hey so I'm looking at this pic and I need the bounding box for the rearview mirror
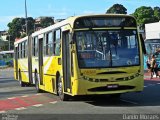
[139,34,146,54]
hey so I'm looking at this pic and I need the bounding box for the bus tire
[35,73,42,93]
[19,70,25,87]
[57,76,69,101]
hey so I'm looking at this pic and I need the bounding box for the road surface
[0,68,160,120]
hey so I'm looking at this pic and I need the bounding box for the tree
[26,17,35,35]
[154,7,160,20]
[7,18,23,40]
[40,17,54,28]
[7,17,35,40]
[132,6,159,30]
[106,4,127,14]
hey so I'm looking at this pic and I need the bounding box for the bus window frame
[45,31,53,56]
[54,29,61,56]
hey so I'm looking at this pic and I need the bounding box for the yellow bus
[14,14,146,101]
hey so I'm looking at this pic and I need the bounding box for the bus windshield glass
[75,30,139,68]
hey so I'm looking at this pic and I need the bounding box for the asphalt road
[0,68,160,120]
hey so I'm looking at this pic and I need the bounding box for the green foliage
[154,7,160,20]
[40,17,54,28]
[7,17,54,41]
[132,6,159,30]
[27,17,35,35]
[7,18,23,39]
[106,4,127,14]
[7,17,35,41]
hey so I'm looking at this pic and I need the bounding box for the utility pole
[9,35,10,50]
[25,0,32,84]
[25,0,28,35]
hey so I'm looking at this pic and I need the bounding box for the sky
[0,0,160,31]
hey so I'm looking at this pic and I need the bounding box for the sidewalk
[0,65,8,69]
[144,70,160,81]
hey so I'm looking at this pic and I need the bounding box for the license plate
[107,84,119,89]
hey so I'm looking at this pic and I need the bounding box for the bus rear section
[14,37,31,87]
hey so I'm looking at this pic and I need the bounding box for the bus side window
[25,40,28,57]
[18,43,21,59]
[32,37,38,57]
[54,29,61,56]
[46,31,53,56]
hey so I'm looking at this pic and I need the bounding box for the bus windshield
[75,29,139,68]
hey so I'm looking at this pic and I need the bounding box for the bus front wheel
[57,76,69,101]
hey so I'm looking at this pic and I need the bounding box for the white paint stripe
[120,99,138,105]
[8,97,16,99]
[0,111,6,113]
[157,83,160,84]
[32,104,43,107]
[15,107,26,110]
[44,57,53,74]
[50,101,57,104]
[21,95,29,97]
[144,86,147,87]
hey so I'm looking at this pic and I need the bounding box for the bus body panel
[71,66,143,95]
[72,76,143,95]
[16,58,29,83]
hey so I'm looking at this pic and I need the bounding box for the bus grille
[88,85,135,92]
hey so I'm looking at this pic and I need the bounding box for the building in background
[34,16,54,31]
[0,31,9,51]
[54,19,65,23]
[145,21,160,39]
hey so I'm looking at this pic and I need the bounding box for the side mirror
[139,34,146,54]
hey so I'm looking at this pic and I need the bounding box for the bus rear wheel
[35,73,42,93]
[57,77,69,101]
[19,71,25,87]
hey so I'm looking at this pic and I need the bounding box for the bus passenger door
[38,37,44,85]
[28,36,33,84]
[62,31,71,93]
[14,46,18,79]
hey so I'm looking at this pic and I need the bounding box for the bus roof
[14,14,136,44]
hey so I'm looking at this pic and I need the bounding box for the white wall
[145,21,160,39]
